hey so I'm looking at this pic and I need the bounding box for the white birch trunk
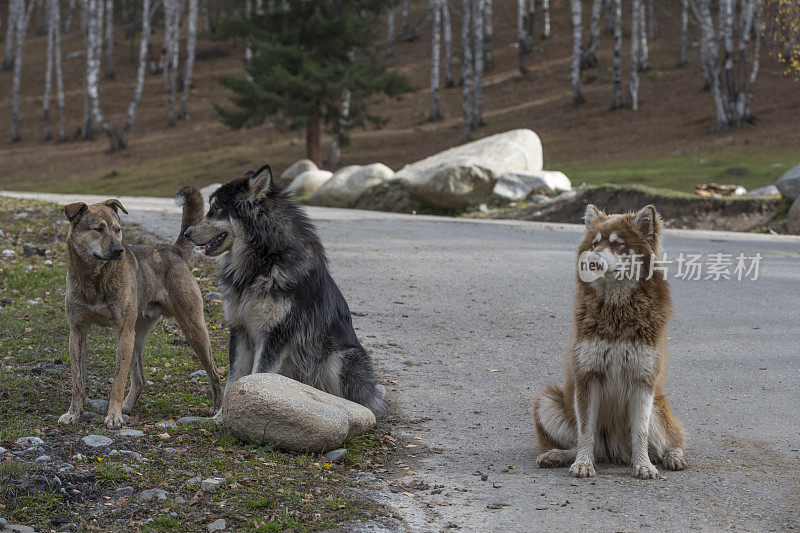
[526,0,535,39]
[52,0,65,141]
[244,0,252,63]
[44,0,55,139]
[638,0,648,71]
[586,0,602,63]
[442,0,453,87]
[85,0,120,149]
[200,0,210,32]
[255,0,263,15]
[698,0,728,129]
[611,0,622,109]
[121,0,150,147]
[179,0,198,119]
[471,0,484,128]
[430,0,441,121]
[570,0,584,105]
[80,0,87,33]
[35,0,45,35]
[541,0,550,39]
[604,0,614,34]
[647,0,656,39]
[104,0,113,78]
[629,0,641,110]
[402,0,410,32]
[10,0,32,141]
[679,0,688,66]
[3,0,18,71]
[483,0,491,65]
[461,0,472,139]
[721,0,736,114]
[64,0,76,33]
[517,0,529,73]
[743,0,761,119]
[165,0,182,127]
[386,6,395,58]
[326,88,350,169]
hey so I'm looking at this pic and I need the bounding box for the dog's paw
[104,412,127,429]
[632,462,659,479]
[661,449,687,471]
[58,411,81,425]
[569,460,596,478]
[537,449,573,468]
[121,399,136,414]
[212,409,223,423]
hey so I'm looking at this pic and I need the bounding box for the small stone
[190,369,208,378]
[1,249,14,258]
[117,429,144,438]
[137,489,168,502]
[107,449,142,461]
[146,380,154,386]
[87,399,110,413]
[157,433,171,440]
[0,517,6,527]
[155,420,177,429]
[22,244,45,257]
[0,229,4,237]
[15,212,29,219]
[82,434,113,448]
[177,416,211,425]
[201,477,225,492]
[324,448,347,463]
[174,496,187,505]
[114,486,134,497]
[34,455,51,463]
[185,476,201,488]
[16,436,44,447]
[25,300,39,305]
[0,447,8,454]
[44,259,53,266]
[204,292,222,301]
[478,203,489,214]
[4,525,36,533]
[207,518,226,532]
[56,523,75,532]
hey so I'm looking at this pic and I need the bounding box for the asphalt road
[5,191,800,532]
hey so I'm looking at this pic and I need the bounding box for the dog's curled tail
[174,185,204,260]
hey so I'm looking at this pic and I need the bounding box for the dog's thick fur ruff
[60,188,222,429]
[532,205,687,479]
[185,165,386,418]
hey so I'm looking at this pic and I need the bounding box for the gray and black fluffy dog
[184,165,386,418]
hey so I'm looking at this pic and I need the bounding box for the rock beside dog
[221,374,375,453]
[288,169,333,196]
[397,129,543,209]
[279,159,318,184]
[786,197,800,234]
[776,163,800,199]
[492,170,572,201]
[309,163,395,207]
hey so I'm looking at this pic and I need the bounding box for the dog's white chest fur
[223,288,290,333]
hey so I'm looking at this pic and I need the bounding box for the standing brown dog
[532,205,687,479]
[59,186,222,429]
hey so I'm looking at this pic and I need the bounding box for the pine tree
[213,0,412,167]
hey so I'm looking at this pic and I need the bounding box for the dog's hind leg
[650,394,687,471]
[339,348,386,419]
[122,315,158,413]
[175,308,223,415]
[533,383,578,468]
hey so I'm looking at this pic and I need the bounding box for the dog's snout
[110,245,124,258]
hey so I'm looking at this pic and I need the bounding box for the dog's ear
[64,202,88,222]
[633,205,660,242]
[248,164,274,199]
[103,199,128,215]
[583,204,604,228]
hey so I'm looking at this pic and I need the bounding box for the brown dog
[59,187,222,429]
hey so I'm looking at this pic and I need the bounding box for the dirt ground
[0,2,799,196]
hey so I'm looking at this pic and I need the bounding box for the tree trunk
[35,0,45,35]
[638,0,648,71]
[306,103,321,167]
[442,0,453,87]
[570,0,584,105]
[461,0,472,139]
[85,0,120,150]
[611,0,622,109]
[430,0,441,121]
[483,0,491,65]
[386,6,395,58]
[3,0,17,71]
[541,0,550,39]
[52,0,66,141]
[471,0,484,128]
[647,0,656,39]
[10,0,32,142]
[604,0,614,35]
[526,0,535,39]
[165,0,182,127]
[698,0,728,129]
[244,0,252,63]
[120,0,150,147]
[629,0,640,110]
[517,0,529,73]
[200,0,210,32]
[326,88,350,169]
[44,0,55,140]
[678,0,688,66]
[104,0,113,78]
[402,0,410,32]
[179,0,198,119]
[743,0,761,120]
[721,0,736,120]
[64,0,76,33]
[584,0,602,67]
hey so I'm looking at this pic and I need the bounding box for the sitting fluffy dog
[184,165,386,417]
[532,204,687,479]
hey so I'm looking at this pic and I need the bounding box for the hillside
[0,1,798,197]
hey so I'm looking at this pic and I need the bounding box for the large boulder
[776,163,800,199]
[786,197,800,234]
[309,163,395,207]
[492,170,572,201]
[746,184,780,197]
[288,169,333,196]
[279,159,318,184]
[221,374,375,453]
[396,129,543,209]
[353,181,427,214]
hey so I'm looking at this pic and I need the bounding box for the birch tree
[471,0,484,128]
[52,0,66,141]
[570,0,585,105]
[611,0,622,109]
[483,0,491,65]
[104,0,113,78]
[461,0,472,139]
[678,0,688,66]
[326,89,350,169]
[526,0,535,39]
[10,0,32,142]
[165,0,182,127]
[386,6,395,58]
[64,0,76,33]
[541,0,550,39]
[3,0,18,71]
[517,0,529,74]
[638,0,649,71]
[401,0,410,32]
[120,0,151,147]
[179,0,198,119]
[430,0,441,121]
[84,0,121,150]
[441,0,453,87]
[44,0,55,139]
[584,0,602,68]
[629,0,641,110]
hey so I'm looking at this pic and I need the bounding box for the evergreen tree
[213,0,412,167]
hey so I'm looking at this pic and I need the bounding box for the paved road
[5,191,800,532]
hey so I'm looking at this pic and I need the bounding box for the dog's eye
[114,227,121,234]
[94,227,103,233]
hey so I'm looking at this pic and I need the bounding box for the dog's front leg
[106,321,136,429]
[570,377,600,478]
[252,327,289,375]
[58,324,89,425]
[629,385,658,479]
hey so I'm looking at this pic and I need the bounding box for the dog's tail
[340,348,388,420]
[174,185,204,260]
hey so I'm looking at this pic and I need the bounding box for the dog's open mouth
[202,233,228,255]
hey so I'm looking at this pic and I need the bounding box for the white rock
[207,518,227,532]
[492,170,572,201]
[44,259,53,266]
[786,197,800,235]
[397,129,543,209]
[200,183,222,202]
[0,447,7,454]
[309,163,396,207]
[190,370,207,378]
[776,163,800,199]
[16,436,44,447]
[287,169,333,196]
[279,159,318,183]
[137,489,168,502]
[155,420,177,429]
[2,249,15,258]
[221,374,376,453]
[746,184,780,197]
[201,477,225,492]
[177,416,211,425]
[82,435,113,448]
[733,186,747,196]
[117,429,144,438]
